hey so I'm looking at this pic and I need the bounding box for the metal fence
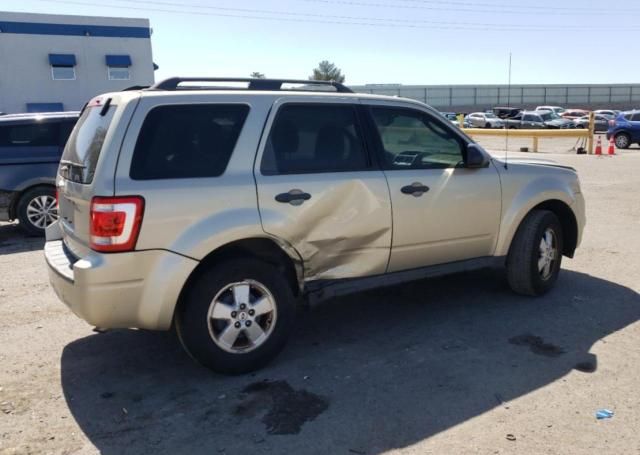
[349,84,640,111]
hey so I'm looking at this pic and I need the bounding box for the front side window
[130,104,249,180]
[370,107,464,170]
[108,66,130,80]
[631,113,640,121]
[261,104,368,175]
[0,122,60,147]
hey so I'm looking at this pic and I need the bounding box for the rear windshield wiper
[99,98,112,117]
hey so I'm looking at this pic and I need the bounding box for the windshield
[540,112,561,121]
[60,105,116,184]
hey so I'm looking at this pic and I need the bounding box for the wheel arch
[174,237,304,323]
[9,182,56,220]
[504,199,578,259]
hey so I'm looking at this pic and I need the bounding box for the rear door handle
[275,189,311,205]
[401,182,430,196]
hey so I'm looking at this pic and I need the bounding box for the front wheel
[16,186,58,236]
[507,210,563,296]
[176,258,296,374]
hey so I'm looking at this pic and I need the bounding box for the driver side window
[370,107,464,170]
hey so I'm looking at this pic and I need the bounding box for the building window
[108,66,130,80]
[52,66,76,80]
[105,55,132,81]
[48,54,77,81]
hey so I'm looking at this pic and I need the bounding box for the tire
[485,123,491,129]
[506,210,563,296]
[614,132,631,149]
[16,186,58,236]
[175,258,296,374]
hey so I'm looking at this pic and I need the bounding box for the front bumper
[45,238,198,330]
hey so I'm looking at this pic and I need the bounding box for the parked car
[560,109,589,120]
[45,77,585,374]
[0,111,78,235]
[573,114,612,132]
[503,111,574,129]
[606,110,640,149]
[465,112,504,128]
[594,109,620,117]
[492,106,522,119]
[535,106,566,115]
[440,112,471,128]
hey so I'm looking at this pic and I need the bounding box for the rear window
[130,104,249,180]
[61,106,116,184]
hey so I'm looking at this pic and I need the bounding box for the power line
[83,0,626,30]
[35,0,639,31]
[299,0,634,16]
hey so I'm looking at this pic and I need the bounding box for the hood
[492,156,576,172]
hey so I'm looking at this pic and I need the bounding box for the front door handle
[401,182,430,197]
[275,189,311,205]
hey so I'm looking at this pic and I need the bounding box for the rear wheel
[507,210,563,296]
[614,132,631,149]
[16,186,58,236]
[485,122,492,128]
[176,258,296,374]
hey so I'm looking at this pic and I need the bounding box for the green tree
[310,60,345,83]
[250,71,266,79]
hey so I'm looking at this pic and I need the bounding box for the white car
[535,106,566,115]
[466,112,504,128]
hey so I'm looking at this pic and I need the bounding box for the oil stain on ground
[509,333,565,357]
[234,380,329,435]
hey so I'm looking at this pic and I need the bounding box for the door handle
[401,182,430,196]
[275,189,311,205]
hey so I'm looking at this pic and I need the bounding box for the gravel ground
[0,146,639,455]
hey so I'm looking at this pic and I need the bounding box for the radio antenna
[504,52,512,169]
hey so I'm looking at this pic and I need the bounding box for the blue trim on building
[26,103,64,113]
[0,20,150,38]
[49,54,76,66]
[105,54,132,67]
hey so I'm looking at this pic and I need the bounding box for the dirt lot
[1,146,639,455]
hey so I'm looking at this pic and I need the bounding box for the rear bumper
[45,238,198,330]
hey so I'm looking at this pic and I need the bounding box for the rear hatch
[57,93,135,258]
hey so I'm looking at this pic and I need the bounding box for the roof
[0,111,79,123]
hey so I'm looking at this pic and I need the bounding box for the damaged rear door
[254,98,392,281]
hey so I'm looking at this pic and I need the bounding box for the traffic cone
[607,136,615,155]
[595,136,602,155]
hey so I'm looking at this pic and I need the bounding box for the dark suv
[0,112,78,235]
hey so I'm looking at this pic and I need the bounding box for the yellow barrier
[458,112,596,153]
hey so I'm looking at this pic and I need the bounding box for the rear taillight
[90,196,144,252]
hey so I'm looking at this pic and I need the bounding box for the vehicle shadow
[60,269,640,454]
[0,222,44,255]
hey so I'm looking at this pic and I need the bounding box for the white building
[0,11,155,114]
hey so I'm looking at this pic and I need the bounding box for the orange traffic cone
[607,136,615,155]
[595,136,602,155]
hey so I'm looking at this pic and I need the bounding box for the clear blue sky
[3,0,638,85]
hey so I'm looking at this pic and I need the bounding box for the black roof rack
[149,77,353,93]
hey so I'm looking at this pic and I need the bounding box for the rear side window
[261,104,368,175]
[62,106,116,184]
[0,122,60,147]
[130,104,249,180]
[631,113,640,121]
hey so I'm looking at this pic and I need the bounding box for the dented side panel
[256,172,392,281]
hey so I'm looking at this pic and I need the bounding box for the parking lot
[1,143,639,454]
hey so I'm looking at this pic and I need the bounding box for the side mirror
[466,143,489,168]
